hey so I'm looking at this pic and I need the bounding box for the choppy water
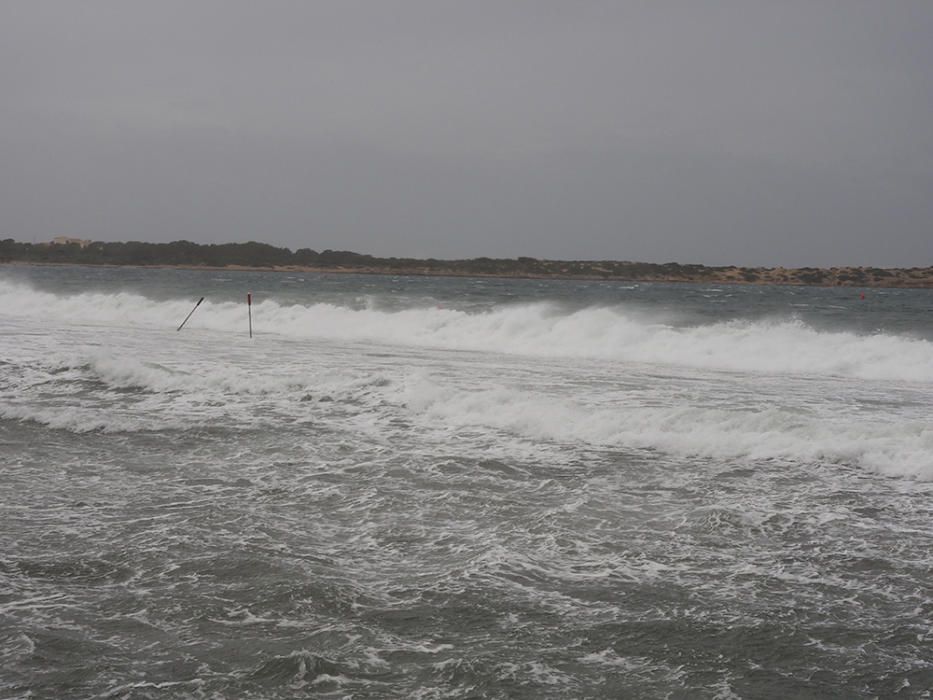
[1,265,932,699]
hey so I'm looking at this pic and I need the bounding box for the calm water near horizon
[1,264,932,698]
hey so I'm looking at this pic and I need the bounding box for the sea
[1,264,931,699]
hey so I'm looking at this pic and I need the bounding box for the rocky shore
[228,261,933,288]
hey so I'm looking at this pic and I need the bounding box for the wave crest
[2,280,931,382]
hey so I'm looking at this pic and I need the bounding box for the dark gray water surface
[1,266,932,698]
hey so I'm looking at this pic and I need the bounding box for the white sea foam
[5,275,933,700]
[398,378,933,479]
[2,280,931,383]
[2,279,931,478]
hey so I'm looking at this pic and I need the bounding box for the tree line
[0,238,720,278]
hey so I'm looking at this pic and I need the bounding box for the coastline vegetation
[1,238,930,288]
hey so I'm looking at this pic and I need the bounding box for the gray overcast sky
[2,1,932,266]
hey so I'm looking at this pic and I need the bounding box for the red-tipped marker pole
[247,292,253,338]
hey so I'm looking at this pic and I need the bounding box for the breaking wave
[401,378,933,479]
[3,280,930,382]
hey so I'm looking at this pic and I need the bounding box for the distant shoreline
[4,259,932,288]
[2,238,931,288]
